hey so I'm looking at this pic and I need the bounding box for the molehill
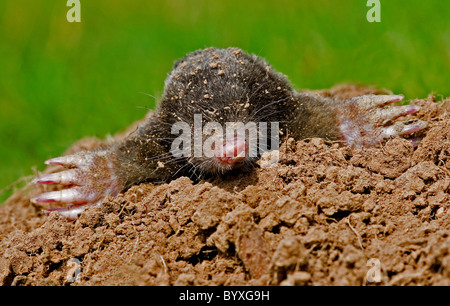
[1,85,449,286]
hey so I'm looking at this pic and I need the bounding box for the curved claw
[45,202,102,220]
[382,119,428,138]
[30,186,102,205]
[45,155,85,167]
[32,169,83,186]
[351,94,404,110]
[371,104,421,124]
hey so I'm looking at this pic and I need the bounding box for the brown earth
[1,85,450,286]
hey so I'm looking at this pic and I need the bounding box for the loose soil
[1,85,449,286]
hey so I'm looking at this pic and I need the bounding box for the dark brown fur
[111,47,309,189]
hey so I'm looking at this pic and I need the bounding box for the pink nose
[215,137,249,166]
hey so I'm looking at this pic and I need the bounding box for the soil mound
[1,85,449,286]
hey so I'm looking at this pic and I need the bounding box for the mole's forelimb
[31,114,180,220]
[290,92,427,148]
[335,94,427,147]
[31,150,122,219]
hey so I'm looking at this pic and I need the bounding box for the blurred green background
[1,0,449,202]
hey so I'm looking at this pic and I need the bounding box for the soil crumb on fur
[1,85,450,286]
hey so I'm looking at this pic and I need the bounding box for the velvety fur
[112,47,300,187]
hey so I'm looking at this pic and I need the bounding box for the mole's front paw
[337,94,428,147]
[31,150,121,220]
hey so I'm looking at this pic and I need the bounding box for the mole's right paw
[31,150,121,220]
[337,94,428,148]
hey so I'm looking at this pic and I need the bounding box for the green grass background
[1,0,449,202]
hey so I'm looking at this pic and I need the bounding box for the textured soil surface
[1,85,450,286]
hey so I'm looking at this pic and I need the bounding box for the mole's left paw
[337,94,428,147]
[31,150,121,220]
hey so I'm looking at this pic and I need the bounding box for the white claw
[353,94,404,109]
[382,120,428,138]
[399,122,428,135]
[45,153,90,167]
[32,169,82,185]
[44,202,101,220]
[45,156,74,166]
[373,94,404,105]
[374,104,421,123]
[30,187,99,205]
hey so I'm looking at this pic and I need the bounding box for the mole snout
[214,136,249,167]
[186,126,256,176]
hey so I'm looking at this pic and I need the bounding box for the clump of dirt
[1,86,450,286]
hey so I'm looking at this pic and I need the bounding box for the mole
[31,47,428,219]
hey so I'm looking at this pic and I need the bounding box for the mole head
[162,47,293,179]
